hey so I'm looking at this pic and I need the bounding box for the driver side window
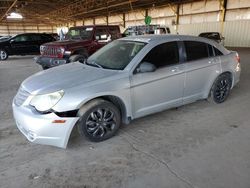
[142,41,179,69]
[95,27,109,41]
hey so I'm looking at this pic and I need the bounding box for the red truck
[35,25,121,69]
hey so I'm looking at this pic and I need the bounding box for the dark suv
[0,33,55,60]
[35,25,121,69]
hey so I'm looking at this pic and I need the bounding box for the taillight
[235,52,240,63]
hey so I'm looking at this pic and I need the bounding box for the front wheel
[209,73,232,103]
[0,49,8,60]
[69,54,87,64]
[77,99,121,142]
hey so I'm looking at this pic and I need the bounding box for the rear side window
[95,27,108,38]
[31,34,42,41]
[41,34,54,41]
[213,47,223,56]
[184,41,209,61]
[142,41,179,68]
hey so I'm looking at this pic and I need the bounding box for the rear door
[182,41,221,103]
[29,34,44,53]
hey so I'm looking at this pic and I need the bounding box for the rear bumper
[35,56,69,68]
[12,101,79,148]
[232,63,241,87]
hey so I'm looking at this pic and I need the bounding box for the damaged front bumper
[12,102,79,148]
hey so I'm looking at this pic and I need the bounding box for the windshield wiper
[86,60,103,69]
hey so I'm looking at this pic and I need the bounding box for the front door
[130,41,185,118]
[10,34,34,55]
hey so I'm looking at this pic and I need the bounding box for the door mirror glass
[136,62,156,73]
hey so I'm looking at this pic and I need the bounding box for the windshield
[87,40,146,70]
[66,27,93,40]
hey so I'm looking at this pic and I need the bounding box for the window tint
[31,34,42,41]
[88,40,146,70]
[213,47,223,56]
[142,42,179,68]
[41,34,53,41]
[184,41,209,61]
[14,35,32,42]
[66,27,93,40]
[208,44,214,57]
[95,27,108,39]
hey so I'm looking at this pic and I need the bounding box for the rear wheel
[77,99,121,142]
[209,73,232,103]
[0,49,8,60]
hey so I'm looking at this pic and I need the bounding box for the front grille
[43,47,58,56]
[15,87,30,106]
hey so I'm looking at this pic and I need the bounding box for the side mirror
[10,39,14,43]
[136,62,156,73]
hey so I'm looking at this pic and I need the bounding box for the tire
[0,49,8,60]
[77,99,121,142]
[208,73,232,104]
[42,66,49,70]
[69,54,87,64]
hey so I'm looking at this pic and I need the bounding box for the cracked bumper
[12,102,79,148]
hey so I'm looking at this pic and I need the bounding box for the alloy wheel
[86,108,117,138]
[0,50,7,60]
[214,78,231,103]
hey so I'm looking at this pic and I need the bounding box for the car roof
[120,34,229,54]
[70,25,119,29]
[120,34,210,43]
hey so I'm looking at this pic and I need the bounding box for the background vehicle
[199,32,225,45]
[47,33,59,40]
[35,25,121,69]
[13,35,240,148]
[0,36,11,41]
[0,33,55,60]
[122,25,171,37]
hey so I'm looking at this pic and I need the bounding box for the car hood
[44,39,90,47]
[0,39,9,45]
[22,62,120,95]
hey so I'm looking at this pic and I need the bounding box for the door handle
[171,67,179,72]
[208,59,217,64]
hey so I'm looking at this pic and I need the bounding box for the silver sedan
[12,35,241,148]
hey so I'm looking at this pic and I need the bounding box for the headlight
[30,90,64,112]
[57,47,65,54]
